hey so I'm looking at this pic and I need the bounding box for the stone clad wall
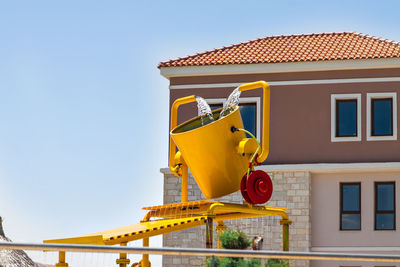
[161,168,311,267]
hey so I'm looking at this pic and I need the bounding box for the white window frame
[366,92,397,141]
[206,97,261,141]
[331,94,362,142]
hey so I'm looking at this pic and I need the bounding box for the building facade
[158,32,400,267]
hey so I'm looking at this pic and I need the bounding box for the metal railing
[1,242,400,263]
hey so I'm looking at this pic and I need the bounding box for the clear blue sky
[0,0,399,264]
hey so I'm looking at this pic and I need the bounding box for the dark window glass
[210,103,257,137]
[376,214,395,230]
[342,185,360,211]
[372,98,393,136]
[340,183,361,230]
[375,182,395,230]
[377,184,394,211]
[239,103,257,137]
[336,100,357,137]
[341,214,361,230]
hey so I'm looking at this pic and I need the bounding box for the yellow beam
[142,201,288,221]
[44,216,207,246]
[208,202,289,220]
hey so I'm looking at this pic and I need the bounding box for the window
[336,99,357,137]
[208,97,260,139]
[372,98,393,135]
[239,103,257,137]
[367,93,397,141]
[375,182,395,230]
[331,94,361,142]
[340,183,361,230]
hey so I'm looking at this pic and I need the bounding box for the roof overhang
[160,58,400,79]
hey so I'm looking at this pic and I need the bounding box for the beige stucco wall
[311,171,400,267]
[312,171,400,247]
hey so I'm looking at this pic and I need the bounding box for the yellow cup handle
[169,95,197,175]
[238,81,270,163]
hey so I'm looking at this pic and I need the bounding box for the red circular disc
[240,173,252,204]
[246,170,273,204]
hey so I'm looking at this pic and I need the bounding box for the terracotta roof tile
[158,32,400,68]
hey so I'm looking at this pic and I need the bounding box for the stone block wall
[160,168,311,267]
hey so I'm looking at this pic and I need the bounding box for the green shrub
[207,228,261,267]
[206,228,289,267]
[207,256,262,267]
[266,259,289,267]
[219,229,251,250]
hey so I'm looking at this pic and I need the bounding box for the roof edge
[160,58,400,79]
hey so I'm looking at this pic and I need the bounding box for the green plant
[206,228,290,267]
[219,229,251,250]
[265,259,289,267]
[206,228,261,267]
[207,257,262,267]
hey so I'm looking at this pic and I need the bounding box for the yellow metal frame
[237,81,270,162]
[168,81,270,201]
[169,95,196,202]
[45,81,287,267]
[169,95,196,177]
[45,201,291,267]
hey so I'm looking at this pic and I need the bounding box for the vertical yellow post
[215,221,227,249]
[116,242,130,267]
[55,251,68,267]
[142,237,150,267]
[181,164,188,202]
[206,217,213,249]
[280,219,292,251]
[205,217,214,265]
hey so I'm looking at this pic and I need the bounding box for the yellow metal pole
[238,81,270,163]
[116,242,130,267]
[205,217,214,264]
[181,164,188,202]
[169,95,196,176]
[55,251,68,267]
[206,217,213,249]
[280,219,292,252]
[142,238,150,267]
[215,221,226,249]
